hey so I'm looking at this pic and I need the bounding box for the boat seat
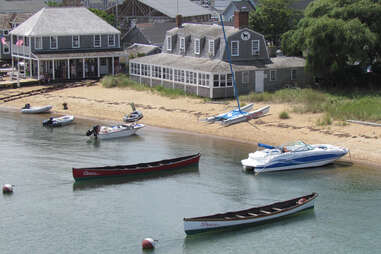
[260,210,272,214]
[247,213,258,216]
[236,215,246,219]
[273,208,283,211]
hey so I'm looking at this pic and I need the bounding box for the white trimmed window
[72,35,80,48]
[291,69,297,80]
[208,40,215,56]
[227,74,232,87]
[50,36,57,49]
[108,34,115,47]
[35,37,42,49]
[94,35,101,48]
[231,40,239,56]
[242,71,249,84]
[3,30,9,35]
[24,36,29,46]
[251,40,260,56]
[3,44,10,54]
[179,37,185,52]
[194,39,200,55]
[270,70,276,81]
[220,74,226,87]
[213,74,219,87]
[166,36,172,51]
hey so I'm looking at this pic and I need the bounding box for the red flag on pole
[16,39,24,46]
[1,37,7,45]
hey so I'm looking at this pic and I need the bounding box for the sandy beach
[1,83,380,167]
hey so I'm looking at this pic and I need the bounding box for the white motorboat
[86,123,144,140]
[42,115,74,127]
[241,141,348,173]
[21,104,52,114]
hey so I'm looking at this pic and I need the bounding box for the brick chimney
[234,7,249,29]
[176,15,183,28]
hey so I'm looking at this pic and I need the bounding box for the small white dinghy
[86,123,144,140]
[21,104,52,114]
[42,115,75,127]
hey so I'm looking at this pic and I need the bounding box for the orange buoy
[142,238,155,249]
[2,184,14,194]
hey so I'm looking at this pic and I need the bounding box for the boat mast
[219,14,241,112]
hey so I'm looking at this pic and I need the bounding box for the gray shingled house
[129,10,311,99]
[9,7,123,80]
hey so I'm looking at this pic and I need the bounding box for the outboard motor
[86,125,100,138]
[43,117,54,127]
[22,103,31,109]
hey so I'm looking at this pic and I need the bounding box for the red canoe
[72,153,201,181]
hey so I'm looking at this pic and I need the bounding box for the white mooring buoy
[2,184,14,194]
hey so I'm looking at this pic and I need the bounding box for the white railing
[12,45,31,56]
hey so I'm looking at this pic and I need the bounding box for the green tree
[248,0,302,46]
[89,8,115,26]
[281,0,381,85]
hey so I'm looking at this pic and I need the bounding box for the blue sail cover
[215,109,248,120]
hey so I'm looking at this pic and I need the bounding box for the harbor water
[1,110,380,254]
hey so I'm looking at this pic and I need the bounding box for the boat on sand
[21,104,52,114]
[72,153,201,181]
[184,193,318,235]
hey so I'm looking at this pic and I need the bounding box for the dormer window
[179,37,185,52]
[50,36,57,49]
[94,35,101,48]
[194,39,200,55]
[108,34,115,47]
[231,40,239,56]
[251,40,259,56]
[208,40,215,56]
[72,35,80,48]
[166,36,172,51]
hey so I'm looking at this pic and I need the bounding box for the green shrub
[316,113,332,126]
[279,111,290,119]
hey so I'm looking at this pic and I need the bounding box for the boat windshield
[282,141,313,152]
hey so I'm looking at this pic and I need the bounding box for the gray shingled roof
[10,7,120,36]
[125,43,160,56]
[131,53,305,73]
[231,0,256,11]
[0,13,33,29]
[0,0,46,14]
[167,23,238,38]
[136,22,177,45]
[139,0,212,18]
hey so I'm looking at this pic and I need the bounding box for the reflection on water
[0,110,381,254]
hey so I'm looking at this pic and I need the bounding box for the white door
[255,71,264,92]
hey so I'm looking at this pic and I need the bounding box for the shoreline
[1,83,380,169]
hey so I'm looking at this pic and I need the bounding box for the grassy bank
[101,74,193,99]
[101,75,381,123]
[240,88,381,123]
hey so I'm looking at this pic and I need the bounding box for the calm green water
[0,110,380,254]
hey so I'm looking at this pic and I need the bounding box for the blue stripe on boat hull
[255,152,346,170]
